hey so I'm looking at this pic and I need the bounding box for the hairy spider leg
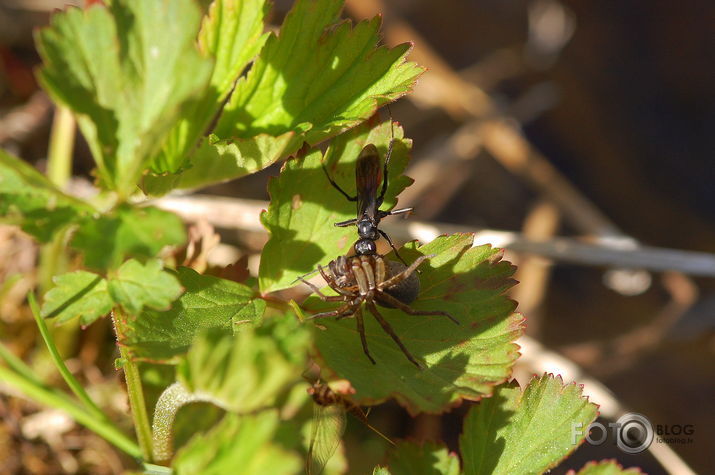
[306,300,360,321]
[317,265,354,297]
[355,307,375,364]
[297,275,348,302]
[376,291,459,325]
[366,300,421,368]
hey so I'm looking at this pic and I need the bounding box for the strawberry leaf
[386,441,460,475]
[117,267,265,363]
[150,0,271,175]
[0,149,93,242]
[305,234,524,414]
[569,460,643,475]
[176,319,309,412]
[460,374,599,474]
[41,271,112,326]
[71,204,186,271]
[173,410,301,475]
[259,118,412,293]
[108,259,183,315]
[158,0,424,191]
[35,0,212,197]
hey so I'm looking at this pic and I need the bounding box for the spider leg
[297,276,345,302]
[366,301,422,369]
[376,292,460,325]
[318,265,353,297]
[380,255,429,289]
[355,307,375,364]
[307,303,355,320]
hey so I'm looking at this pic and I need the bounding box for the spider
[300,253,459,368]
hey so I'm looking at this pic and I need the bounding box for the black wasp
[322,122,412,265]
[300,119,459,368]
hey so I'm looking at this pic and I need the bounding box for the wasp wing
[306,402,346,475]
[355,144,382,221]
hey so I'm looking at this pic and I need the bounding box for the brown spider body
[301,254,458,368]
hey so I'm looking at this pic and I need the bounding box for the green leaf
[108,259,183,315]
[259,118,412,293]
[216,0,422,144]
[36,0,212,197]
[306,234,524,414]
[150,0,271,174]
[569,460,643,475]
[151,130,297,194]
[459,374,599,475]
[0,149,93,242]
[158,0,424,191]
[71,204,186,271]
[373,467,392,475]
[386,441,460,475]
[118,267,265,363]
[40,271,113,326]
[176,319,309,412]
[173,410,301,475]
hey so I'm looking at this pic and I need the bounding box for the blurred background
[1,0,713,473]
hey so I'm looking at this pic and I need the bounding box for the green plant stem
[28,293,107,421]
[117,334,154,462]
[0,341,43,385]
[0,354,141,458]
[47,105,75,188]
[39,105,75,291]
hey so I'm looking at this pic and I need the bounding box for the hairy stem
[115,310,153,462]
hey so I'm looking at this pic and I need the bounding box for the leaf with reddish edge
[460,374,599,475]
[386,440,460,475]
[305,233,524,415]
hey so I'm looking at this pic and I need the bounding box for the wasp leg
[323,164,357,201]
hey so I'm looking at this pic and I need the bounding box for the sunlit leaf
[35,0,212,196]
[173,410,301,475]
[108,259,183,315]
[41,271,112,326]
[305,234,524,414]
[72,204,186,271]
[117,266,265,363]
[150,0,271,175]
[386,441,460,475]
[159,0,424,191]
[459,374,599,474]
[157,131,296,193]
[176,319,309,412]
[0,149,92,242]
[259,118,412,293]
